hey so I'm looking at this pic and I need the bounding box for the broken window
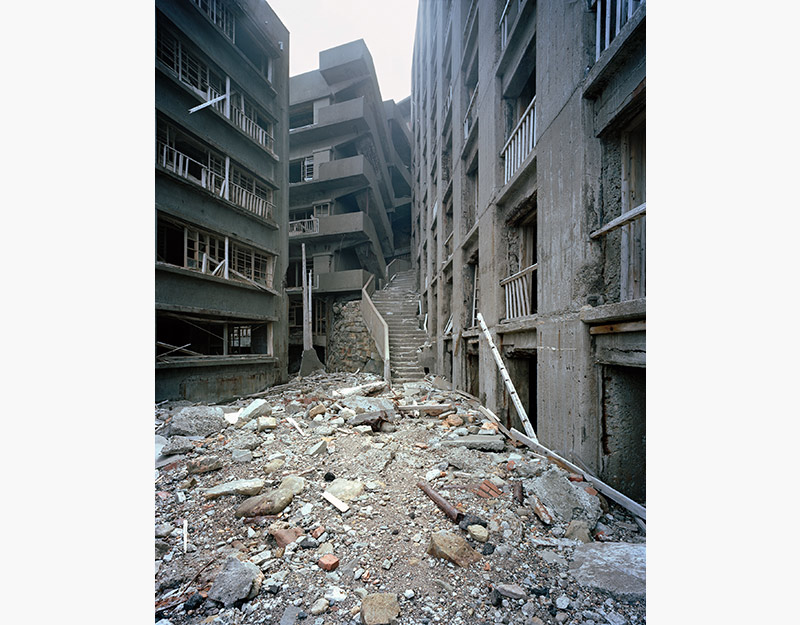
[620,113,645,300]
[228,325,251,354]
[156,25,225,101]
[313,202,331,217]
[190,0,236,42]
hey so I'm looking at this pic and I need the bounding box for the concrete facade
[411,0,646,503]
[155,0,290,401]
[286,40,412,372]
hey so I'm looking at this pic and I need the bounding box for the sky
[267,0,419,103]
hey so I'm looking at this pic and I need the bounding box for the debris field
[155,372,646,625]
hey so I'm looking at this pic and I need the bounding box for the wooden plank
[589,320,645,335]
[589,202,646,239]
[509,427,646,521]
[476,405,513,440]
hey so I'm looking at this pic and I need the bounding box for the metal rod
[417,481,463,523]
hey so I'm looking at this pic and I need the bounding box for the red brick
[583,486,598,496]
[567,473,584,482]
[318,554,340,571]
[311,526,325,539]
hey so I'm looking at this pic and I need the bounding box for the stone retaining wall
[326,299,383,375]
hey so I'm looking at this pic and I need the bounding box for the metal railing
[191,0,235,42]
[595,0,645,60]
[361,275,391,386]
[156,142,224,196]
[288,217,319,236]
[500,263,537,320]
[463,85,479,140]
[231,107,274,152]
[229,181,273,220]
[501,96,537,185]
[500,0,524,50]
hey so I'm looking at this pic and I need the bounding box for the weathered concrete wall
[600,365,646,503]
[156,360,281,403]
[326,299,383,374]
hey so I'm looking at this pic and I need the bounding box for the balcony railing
[157,142,224,196]
[500,263,537,320]
[191,0,235,42]
[463,85,479,140]
[501,96,537,185]
[288,217,319,236]
[229,181,273,220]
[595,0,645,61]
[500,0,523,50]
[231,107,274,152]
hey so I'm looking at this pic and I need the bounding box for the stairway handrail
[361,274,391,386]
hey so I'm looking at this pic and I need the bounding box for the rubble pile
[155,372,646,625]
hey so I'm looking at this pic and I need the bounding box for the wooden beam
[589,320,646,335]
[509,428,646,521]
[589,202,646,239]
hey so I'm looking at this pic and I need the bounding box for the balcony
[500,0,524,50]
[316,269,372,293]
[595,0,645,61]
[157,142,224,196]
[288,217,319,236]
[231,106,274,152]
[500,263,537,321]
[157,142,273,221]
[501,96,536,185]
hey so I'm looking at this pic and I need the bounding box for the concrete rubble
[155,371,646,624]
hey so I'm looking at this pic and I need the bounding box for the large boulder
[207,556,263,607]
[169,406,226,437]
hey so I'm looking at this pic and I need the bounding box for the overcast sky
[267,0,419,103]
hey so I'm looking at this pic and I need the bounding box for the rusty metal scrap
[417,481,464,523]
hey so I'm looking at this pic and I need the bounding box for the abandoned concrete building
[285,40,413,373]
[410,0,646,503]
[155,0,290,401]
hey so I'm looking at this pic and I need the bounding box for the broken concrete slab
[524,463,602,525]
[257,416,277,431]
[569,542,646,601]
[207,556,263,607]
[169,406,226,437]
[427,531,482,567]
[440,435,506,452]
[306,440,327,456]
[186,455,223,474]
[204,478,265,499]
[160,436,195,456]
[238,399,271,425]
[278,475,306,496]
[360,592,400,625]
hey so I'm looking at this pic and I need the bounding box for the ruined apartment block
[286,40,412,372]
[411,0,645,503]
[155,0,290,401]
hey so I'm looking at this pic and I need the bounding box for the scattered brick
[318,554,340,571]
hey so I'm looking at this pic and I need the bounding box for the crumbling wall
[600,364,646,504]
[600,137,623,304]
[326,299,383,375]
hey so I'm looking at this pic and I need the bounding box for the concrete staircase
[370,270,427,384]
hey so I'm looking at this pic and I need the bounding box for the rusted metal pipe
[417,481,464,523]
